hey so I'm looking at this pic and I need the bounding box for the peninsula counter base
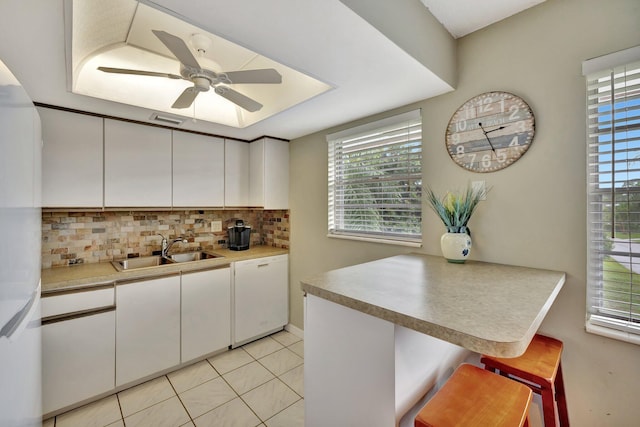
[304,294,475,427]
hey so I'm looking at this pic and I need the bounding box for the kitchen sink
[169,251,224,263]
[111,255,174,271]
[111,252,224,271]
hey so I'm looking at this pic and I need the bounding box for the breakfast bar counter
[300,253,566,427]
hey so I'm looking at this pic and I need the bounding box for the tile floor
[44,331,304,427]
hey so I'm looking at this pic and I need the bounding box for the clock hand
[478,122,497,156]
[485,125,506,134]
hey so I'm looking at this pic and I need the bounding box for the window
[327,110,422,246]
[585,46,640,344]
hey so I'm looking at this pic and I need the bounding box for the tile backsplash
[42,209,289,269]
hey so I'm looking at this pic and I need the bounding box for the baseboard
[285,323,304,339]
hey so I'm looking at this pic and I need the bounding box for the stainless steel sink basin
[169,251,224,263]
[111,251,223,271]
[111,256,174,271]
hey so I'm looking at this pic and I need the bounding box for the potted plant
[425,184,488,263]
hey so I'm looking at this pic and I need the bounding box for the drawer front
[42,309,116,415]
[41,285,115,318]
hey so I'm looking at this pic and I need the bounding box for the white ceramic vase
[440,232,472,263]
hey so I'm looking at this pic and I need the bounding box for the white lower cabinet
[116,275,181,387]
[42,255,286,412]
[181,268,231,362]
[41,287,116,415]
[233,255,288,345]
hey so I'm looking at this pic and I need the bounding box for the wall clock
[445,91,535,172]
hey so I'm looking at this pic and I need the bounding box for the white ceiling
[0,0,545,141]
[421,0,547,38]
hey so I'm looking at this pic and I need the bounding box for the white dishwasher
[233,254,288,346]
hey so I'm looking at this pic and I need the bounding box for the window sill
[585,317,640,346]
[327,233,422,247]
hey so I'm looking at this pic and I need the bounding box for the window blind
[586,48,640,341]
[327,110,422,244]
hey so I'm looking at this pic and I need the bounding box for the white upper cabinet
[173,131,224,207]
[224,139,250,207]
[39,108,103,207]
[250,138,289,209]
[104,119,172,207]
[38,108,289,210]
[249,139,264,207]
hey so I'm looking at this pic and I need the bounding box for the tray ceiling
[71,1,332,128]
[0,0,546,140]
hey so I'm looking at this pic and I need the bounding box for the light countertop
[42,246,288,293]
[300,253,566,357]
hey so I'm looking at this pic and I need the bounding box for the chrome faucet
[158,234,188,257]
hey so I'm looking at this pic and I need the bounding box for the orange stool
[415,363,532,427]
[481,334,569,427]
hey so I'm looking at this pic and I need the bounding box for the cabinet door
[181,268,231,362]
[224,139,249,207]
[173,132,224,207]
[116,275,180,386]
[104,119,172,207]
[39,108,103,207]
[264,138,289,209]
[249,139,265,207]
[249,138,289,209]
[42,310,116,414]
[234,255,288,344]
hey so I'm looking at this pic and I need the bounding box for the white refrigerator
[0,59,43,426]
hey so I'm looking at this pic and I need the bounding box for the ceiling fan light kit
[189,33,212,55]
[97,29,282,112]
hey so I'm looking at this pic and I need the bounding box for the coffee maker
[228,219,251,251]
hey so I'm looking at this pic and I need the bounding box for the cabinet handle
[257,263,269,268]
[116,272,180,286]
[41,305,116,326]
[42,281,115,297]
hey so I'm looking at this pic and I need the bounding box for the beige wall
[289,0,640,425]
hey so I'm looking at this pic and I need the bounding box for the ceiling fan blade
[223,69,282,84]
[152,30,201,69]
[98,67,182,79]
[172,87,199,109]
[214,86,262,112]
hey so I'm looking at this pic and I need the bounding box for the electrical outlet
[211,220,222,232]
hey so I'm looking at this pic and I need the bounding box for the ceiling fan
[97,30,282,112]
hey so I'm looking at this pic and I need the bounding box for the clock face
[445,91,535,172]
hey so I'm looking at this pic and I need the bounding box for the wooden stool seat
[415,363,532,427]
[481,334,569,427]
